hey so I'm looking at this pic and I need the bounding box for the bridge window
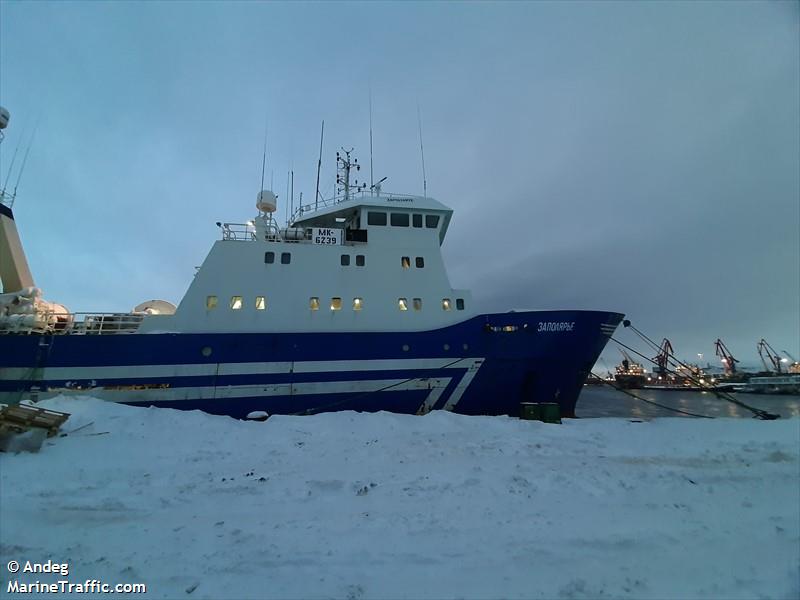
[265,252,275,264]
[412,214,423,228]
[230,296,243,310]
[398,297,408,311]
[391,213,409,227]
[413,298,422,311]
[425,215,440,228]
[309,297,320,311]
[353,297,363,311]
[340,254,350,266]
[442,298,452,311]
[331,297,342,311]
[206,295,218,310]
[356,255,365,266]
[367,211,387,226]
[255,296,266,310]
[281,252,291,264]
[456,298,465,310]
[401,256,411,269]
[415,257,425,268]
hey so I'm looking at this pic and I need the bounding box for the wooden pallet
[0,404,70,438]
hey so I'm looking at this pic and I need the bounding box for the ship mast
[336,148,365,203]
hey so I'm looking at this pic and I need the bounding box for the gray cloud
[1,1,797,368]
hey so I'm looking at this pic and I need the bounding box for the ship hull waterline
[0,310,623,418]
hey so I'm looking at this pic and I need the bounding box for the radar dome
[256,190,277,213]
[133,299,177,315]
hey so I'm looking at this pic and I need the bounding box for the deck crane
[653,338,674,377]
[757,339,783,373]
[714,339,739,375]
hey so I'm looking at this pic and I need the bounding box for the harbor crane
[757,339,783,374]
[714,338,739,375]
[783,351,800,374]
[653,338,674,376]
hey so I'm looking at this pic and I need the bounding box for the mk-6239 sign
[312,228,343,245]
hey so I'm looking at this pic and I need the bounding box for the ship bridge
[290,192,453,246]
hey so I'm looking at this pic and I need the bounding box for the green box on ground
[520,402,562,424]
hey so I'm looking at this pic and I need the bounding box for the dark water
[576,385,800,419]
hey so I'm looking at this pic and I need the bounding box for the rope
[590,371,714,419]
[613,323,780,420]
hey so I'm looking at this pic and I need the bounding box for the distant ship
[614,351,646,389]
[0,112,622,418]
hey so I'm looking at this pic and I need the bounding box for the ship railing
[220,223,258,241]
[0,311,145,336]
[289,189,417,223]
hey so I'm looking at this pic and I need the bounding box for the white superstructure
[139,190,474,334]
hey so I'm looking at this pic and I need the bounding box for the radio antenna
[314,120,324,210]
[290,170,294,224]
[8,115,40,203]
[259,121,268,193]
[369,85,374,191]
[2,125,25,193]
[285,169,290,227]
[417,104,427,197]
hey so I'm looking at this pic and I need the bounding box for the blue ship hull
[0,310,622,418]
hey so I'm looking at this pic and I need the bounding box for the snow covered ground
[1,397,798,599]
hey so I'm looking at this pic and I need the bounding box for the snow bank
[1,396,798,599]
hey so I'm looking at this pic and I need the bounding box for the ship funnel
[0,204,35,293]
[256,190,277,213]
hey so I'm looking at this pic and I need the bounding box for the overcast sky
[1,1,798,370]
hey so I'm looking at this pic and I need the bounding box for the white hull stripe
[1,357,483,382]
[11,377,455,406]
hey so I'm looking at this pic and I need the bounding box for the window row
[265,252,291,264]
[367,211,440,229]
[206,295,465,312]
[206,295,267,310]
[401,256,425,269]
[340,254,366,266]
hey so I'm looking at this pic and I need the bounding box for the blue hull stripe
[0,310,624,417]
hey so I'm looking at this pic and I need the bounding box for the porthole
[331,297,342,311]
[398,298,408,311]
[401,256,411,269]
[443,344,450,351]
[353,297,363,311]
[456,298,465,310]
[340,254,350,266]
[230,296,243,310]
[463,343,469,351]
[309,297,320,311]
[402,344,410,352]
[442,298,452,311]
[413,298,422,311]
[281,252,291,265]
[264,252,275,264]
[255,296,266,310]
[206,295,218,310]
[356,255,365,267]
[201,346,212,357]
[415,257,425,268]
